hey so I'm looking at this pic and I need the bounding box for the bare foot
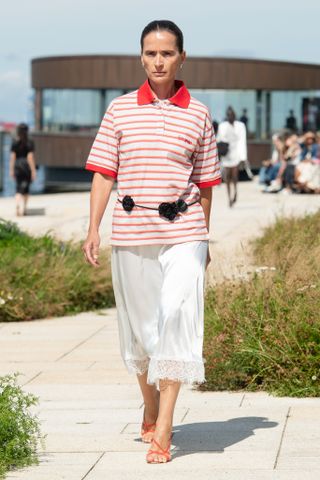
[141,391,160,443]
[146,425,172,463]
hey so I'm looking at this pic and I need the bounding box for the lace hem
[125,357,149,375]
[147,358,206,386]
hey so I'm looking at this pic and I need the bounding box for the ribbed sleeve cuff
[85,163,117,179]
[196,177,222,188]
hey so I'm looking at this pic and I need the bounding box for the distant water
[0,132,45,197]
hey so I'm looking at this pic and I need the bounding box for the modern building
[31,55,320,189]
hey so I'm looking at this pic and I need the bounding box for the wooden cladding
[32,55,320,91]
[33,133,94,168]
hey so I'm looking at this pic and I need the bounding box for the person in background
[239,108,254,179]
[259,134,283,188]
[212,119,219,135]
[9,123,37,216]
[281,134,302,194]
[295,157,320,193]
[285,110,297,132]
[217,107,248,207]
[240,108,249,130]
[300,131,318,161]
[295,130,320,193]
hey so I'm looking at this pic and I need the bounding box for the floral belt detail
[118,195,198,221]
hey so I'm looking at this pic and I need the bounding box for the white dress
[111,240,208,390]
[217,120,247,168]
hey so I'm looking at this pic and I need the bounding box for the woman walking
[82,20,221,464]
[9,123,37,216]
[217,107,247,207]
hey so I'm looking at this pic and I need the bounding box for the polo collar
[137,79,190,108]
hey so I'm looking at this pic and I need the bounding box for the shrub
[202,211,320,397]
[0,218,115,321]
[0,373,44,478]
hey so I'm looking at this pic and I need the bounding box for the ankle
[155,420,172,433]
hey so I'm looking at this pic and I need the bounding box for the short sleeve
[190,111,222,189]
[28,139,35,153]
[85,102,119,179]
[10,140,17,153]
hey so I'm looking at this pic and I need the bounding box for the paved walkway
[1,180,320,479]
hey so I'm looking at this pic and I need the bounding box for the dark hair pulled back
[140,20,184,53]
[16,123,29,147]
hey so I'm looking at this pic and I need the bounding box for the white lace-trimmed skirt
[111,240,208,390]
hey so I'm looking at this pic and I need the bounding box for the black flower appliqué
[122,195,135,212]
[158,202,179,221]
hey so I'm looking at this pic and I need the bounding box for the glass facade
[41,88,320,138]
[190,89,257,138]
[270,90,320,133]
[42,89,111,132]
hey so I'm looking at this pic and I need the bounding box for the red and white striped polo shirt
[85,79,221,246]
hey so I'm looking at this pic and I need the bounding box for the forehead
[142,30,178,51]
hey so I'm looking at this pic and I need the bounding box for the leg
[15,193,23,216]
[243,159,254,179]
[146,241,207,463]
[231,166,239,204]
[22,193,29,215]
[136,371,160,442]
[146,379,181,463]
[111,246,162,441]
[223,167,233,206]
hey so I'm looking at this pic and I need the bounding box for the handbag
[217,141,229,157]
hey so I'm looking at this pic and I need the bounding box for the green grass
[202,210,320,397]
[0,218,115,321]
[0,374,44,478]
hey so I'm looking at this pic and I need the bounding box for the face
[141,30,185,86]
[226,110,235,123]
[305,134,315,145]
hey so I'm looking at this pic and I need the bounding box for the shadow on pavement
[25,208,46,216]
[170,416,278,458]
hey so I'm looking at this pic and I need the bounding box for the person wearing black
[9,123,37,216]
[240,108,249,130]
[285,110,297,132]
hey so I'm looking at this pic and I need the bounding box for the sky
[1,0,320,122]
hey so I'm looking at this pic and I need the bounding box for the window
[42,89,103,132]
[189,89,257,138]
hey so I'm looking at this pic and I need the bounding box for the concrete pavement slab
[84,451,277,479]
[5,452,102,480]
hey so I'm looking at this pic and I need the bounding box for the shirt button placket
[154,101,161,134]
[156,100,165,134]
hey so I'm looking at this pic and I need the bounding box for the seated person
[295,158,320,193]
[281,134,302,193]
[300,131,318,161]
[259,134,283,186]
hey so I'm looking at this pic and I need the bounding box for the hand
[9,171,15,179]
[31,170,37,182]
[82,231,101,267]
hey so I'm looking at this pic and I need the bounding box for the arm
[199,186,212,231]
[82,172,115,267]
[9,152,16,178]
[239,122,247,161]
[27,152,37,181]
[200,186,213,269]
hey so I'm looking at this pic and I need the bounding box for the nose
[154,54,164,69]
